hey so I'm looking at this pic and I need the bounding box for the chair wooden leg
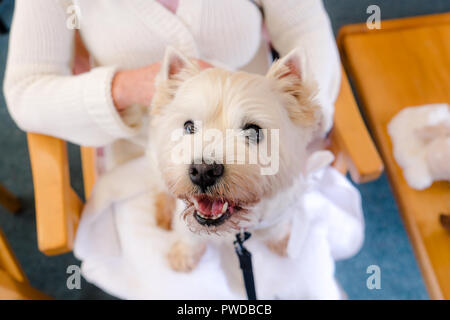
[0,270,51,300]
[0,184,21,213]
[0,229,28,283]
[0,229,51,299]
[328,130,348,175]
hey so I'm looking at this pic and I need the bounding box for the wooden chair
[26,63,383,256]
[337,12,450,299]
[0,184,21,213]
[0,228,50,299]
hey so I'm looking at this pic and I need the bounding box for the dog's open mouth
[189,195,240,227]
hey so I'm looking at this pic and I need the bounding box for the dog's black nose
[189,162,224,189]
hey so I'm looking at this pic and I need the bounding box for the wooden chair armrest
[80,146,97,200]
[25,31,97,256]
[331,65,384,183]
[27,133,82,255]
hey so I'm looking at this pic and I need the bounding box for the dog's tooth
[196,210,225,221]
[221,202,228,214]
[192,198,199,210]
[196,211,205,219]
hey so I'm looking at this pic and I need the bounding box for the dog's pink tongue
[197,198,225,216]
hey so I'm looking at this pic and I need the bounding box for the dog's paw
[119,104,147,128]
[167,240,206,272]
[266,233,290,257]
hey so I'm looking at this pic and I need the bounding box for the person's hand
[111,59,212,112]
[111,63,161,112]
[71,30,211,111]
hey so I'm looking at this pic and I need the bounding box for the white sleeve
[3,0,138,146]
[261,0,341,134]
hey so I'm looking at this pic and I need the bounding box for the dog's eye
[184,120,196,134]
[243,124,263,143]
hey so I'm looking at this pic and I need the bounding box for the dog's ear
[152,47,200,114]
[161,46,200,81]
[266,49,321,127]
[266,48,305,83]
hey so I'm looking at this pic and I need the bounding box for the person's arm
[261,0,341,134]
[3,0,140,146]
[111,60,212,112]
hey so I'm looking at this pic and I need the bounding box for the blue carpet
[1,0,448,299]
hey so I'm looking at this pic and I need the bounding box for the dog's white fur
[146,47,323,271]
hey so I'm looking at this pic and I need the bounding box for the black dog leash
[234,231,257,300]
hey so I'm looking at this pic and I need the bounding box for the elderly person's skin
[73,32,212,112]
[111,60,212,112]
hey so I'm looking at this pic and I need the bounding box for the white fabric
[388,103,450,190]
[74,156,364,300]
[4,0,340,146]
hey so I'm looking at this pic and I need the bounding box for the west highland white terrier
[146,47,325,272]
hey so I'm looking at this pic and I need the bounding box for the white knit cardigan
[4,0,340,146]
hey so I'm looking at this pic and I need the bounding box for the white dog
[74,47,365,299]
[146,47,326,272]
